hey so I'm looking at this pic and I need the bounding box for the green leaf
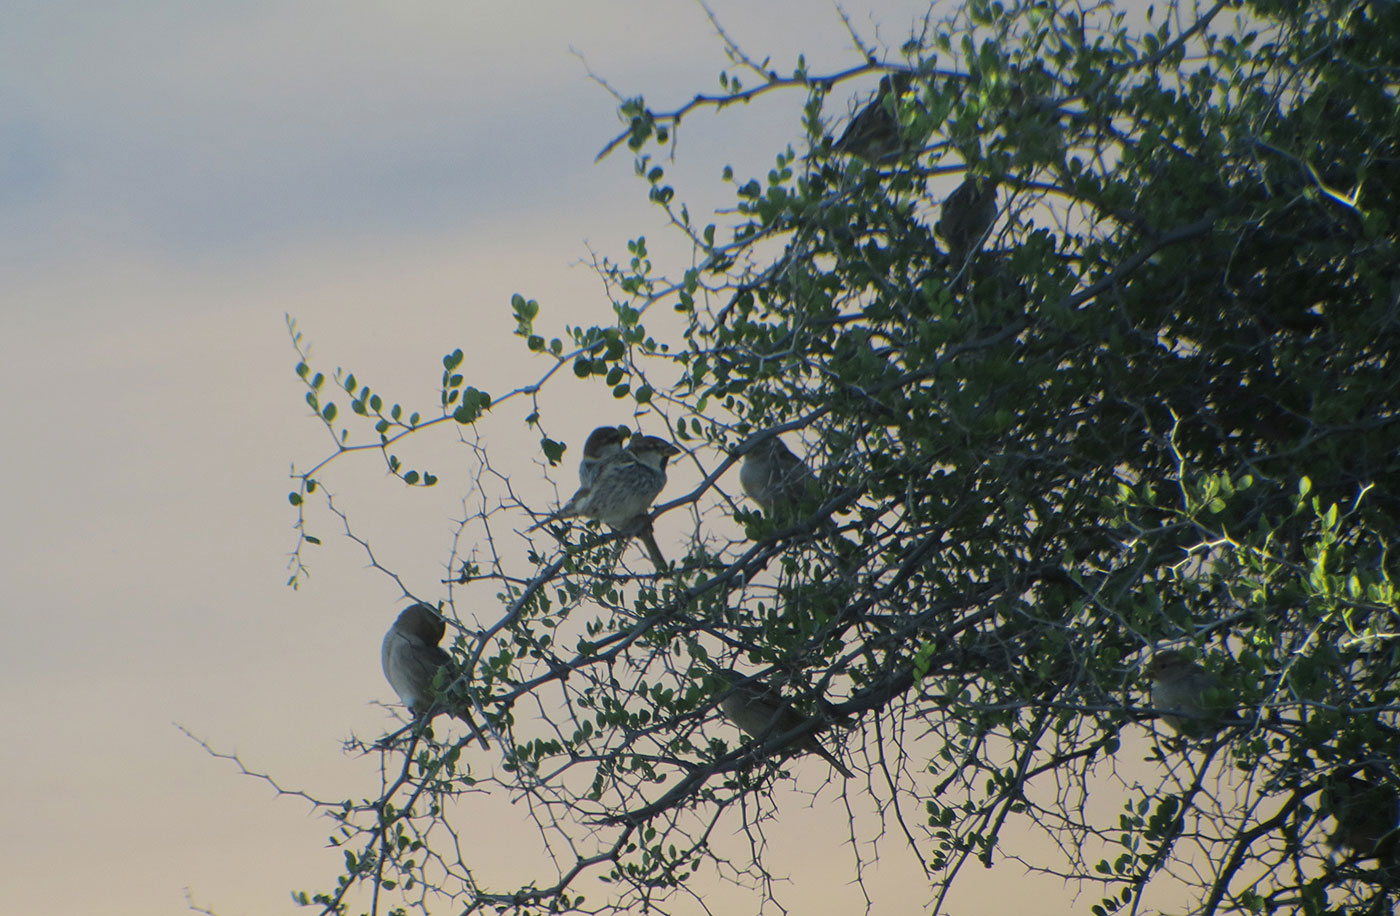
[453,387,491,424]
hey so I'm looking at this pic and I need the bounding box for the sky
[0,3,1163,914]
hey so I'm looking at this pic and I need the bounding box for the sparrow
[620,435,679,570]
[831,72,915,164]
[380,604,490,748]
[577,425,627,490]
[382,603,455,718]
[935,176,998,268]
[1143,650,1241,738]
[380,607,495,750]
[1323,770,1400,863]
[536,433,680,570]
[717,671,854,778]
[740,435,821,521]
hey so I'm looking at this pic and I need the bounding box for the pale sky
[0,3,1163,914]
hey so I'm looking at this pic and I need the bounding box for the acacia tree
[277,0,1400,913]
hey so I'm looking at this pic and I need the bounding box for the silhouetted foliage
[280,1,1400,913]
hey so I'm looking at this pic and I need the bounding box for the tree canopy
[278,0,1400,913]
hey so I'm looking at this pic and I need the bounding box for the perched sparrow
[1323,770,1400,862]
[738,433,858,570]
[832,72,914,164]
[740,435,821,521]
[382,603,454,718]
[577,425,627,490]
[718,671,854,778]
[537,433,680,570]
[380,604,490,748]
[1143,650,1241,738]
[622,435,680,570]
[935,176,998,267]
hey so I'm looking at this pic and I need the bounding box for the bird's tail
[813,743,855,779]
[636,519,668,572]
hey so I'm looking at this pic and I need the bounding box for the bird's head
[628,435,681,463]
[741,433,795,461]
[582,425,628,459]
[1143,649,1193,680]
[395,603,447,645]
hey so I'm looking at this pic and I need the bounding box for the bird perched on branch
[382,603,453,718]
[832,72,915,164]
[1323,769,1400,864]
[936,176,998,268]
[534,432,680,570]
[380,604,489,743]
[740,434,822,522]
[738,433,858,573]
[717,671,854,778]
[1143,650,1241,738]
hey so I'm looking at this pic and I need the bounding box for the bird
[717,671,854,778]
[831,72,915,164]
[1323,770,1400,863]
[1143,650,1241,738]
[620,435,679,571]
[737,433,858,572]
[380,604,490,748]
[577,425,627,490]
[740,434,821,522]
[935,176,998,268]
[535,433,680,570]
[382,603,456,718]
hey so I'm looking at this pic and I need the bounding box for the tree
[274,0,1400,913]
